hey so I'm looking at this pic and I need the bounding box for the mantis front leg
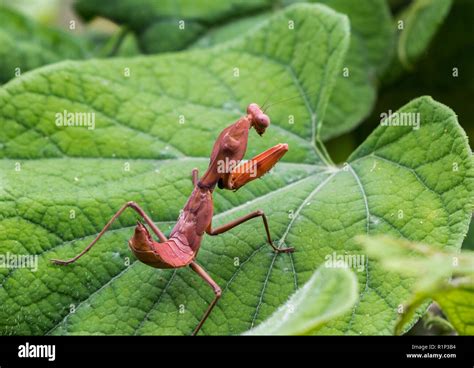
[206,210,294,253]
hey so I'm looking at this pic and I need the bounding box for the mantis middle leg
[206,210,294,253]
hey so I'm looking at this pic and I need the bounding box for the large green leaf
[0,6,91,84]
[0,4,472,336]
[75,0,395,141]
[245,266,358,335]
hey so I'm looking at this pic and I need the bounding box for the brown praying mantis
[50,102,293,335]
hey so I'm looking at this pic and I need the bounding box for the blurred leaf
[75,0,274,52]
[244,266,358,335]
[139,20,206,54]
[116,33,141,56]
[0,6,91,84]
[358,235,474,335]
[435,283,474,335]
[97,29,141,57]
[421,309,456,334]
[3,0,60,24]
[384,0,453,84]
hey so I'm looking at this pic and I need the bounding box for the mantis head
[247,103,270,135]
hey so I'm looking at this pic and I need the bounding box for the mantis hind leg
[189,261,221,335]
[50,201,167,265]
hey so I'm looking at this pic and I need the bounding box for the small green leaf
[384,0,453,83]
[399,0,452,69]
[244,266,358,335]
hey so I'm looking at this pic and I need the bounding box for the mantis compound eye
[254,114,270,135]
